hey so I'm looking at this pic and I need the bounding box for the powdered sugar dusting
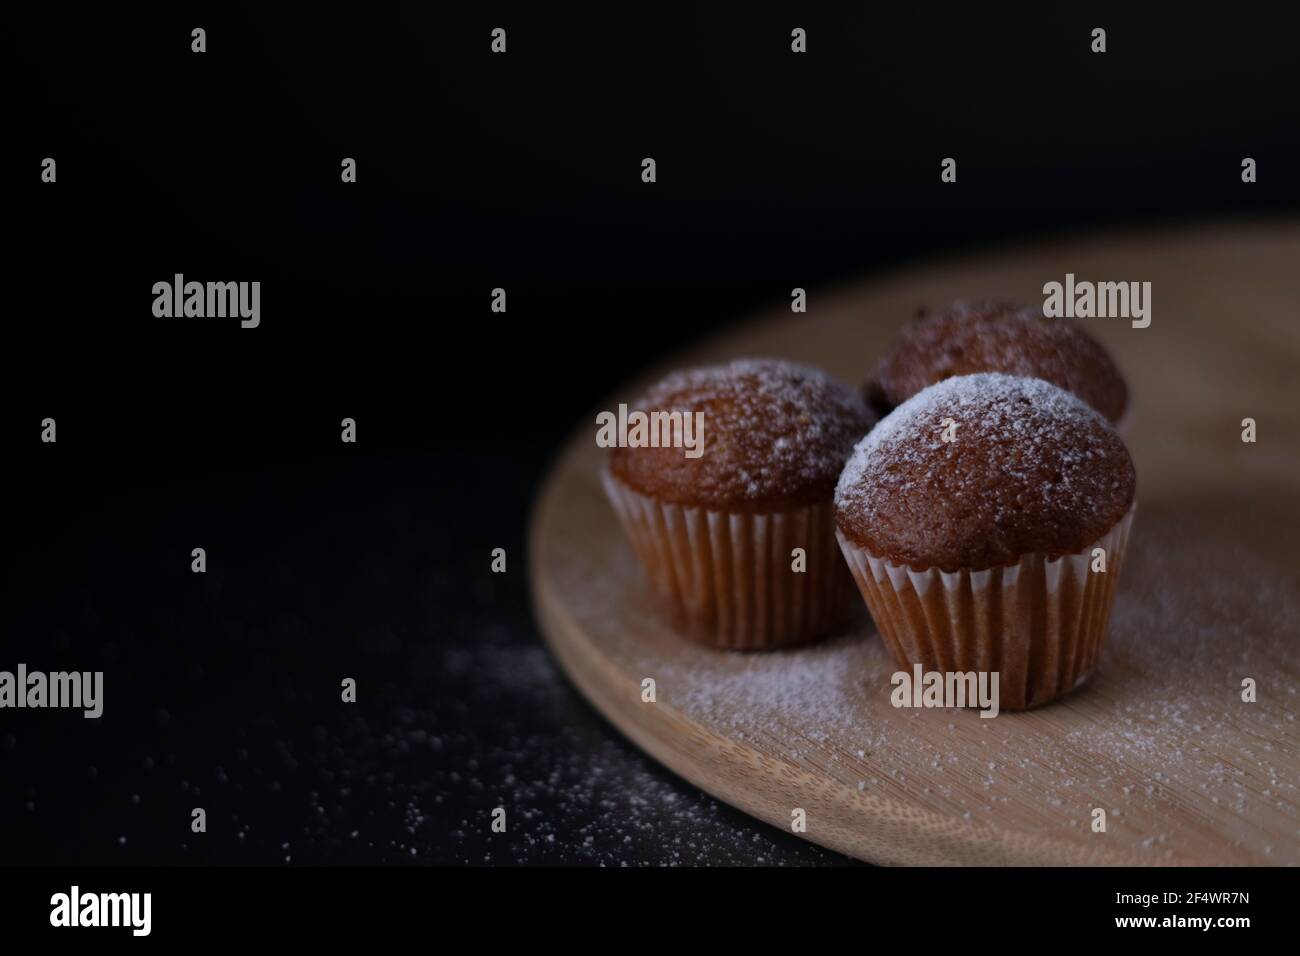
[614,358,873,510]
[595,506,1298,863]
[868,300,1128,424]
[553,377,1299,863]
[835,373,1135,569]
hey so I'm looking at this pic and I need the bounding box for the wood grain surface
[529,222,1300,865]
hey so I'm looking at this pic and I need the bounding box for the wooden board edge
[527,450,1178,867]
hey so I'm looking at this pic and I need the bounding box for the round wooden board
[528,222,1300,866]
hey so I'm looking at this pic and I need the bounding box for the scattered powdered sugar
[660,634,870,739]
[572,474,1298,862]
[256,620,849,866]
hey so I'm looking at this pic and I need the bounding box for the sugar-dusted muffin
[835,373,1136,710]
[865,300,1129,427]
[604,358,875,650]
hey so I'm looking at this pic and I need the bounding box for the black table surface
[13,2,1296,870]
[2,444,858,866]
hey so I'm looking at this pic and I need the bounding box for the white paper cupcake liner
[837,505,1135,710]
[602,470,856,650]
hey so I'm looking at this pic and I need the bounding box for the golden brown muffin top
[865,300,1128,424]
[835,373,1135,571]
[609,358,875,513]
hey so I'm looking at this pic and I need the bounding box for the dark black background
[4,3,1298,865]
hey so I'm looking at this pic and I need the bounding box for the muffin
[835,373,1136,710]
[865,300,1129,428]
[604,358,875,650]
